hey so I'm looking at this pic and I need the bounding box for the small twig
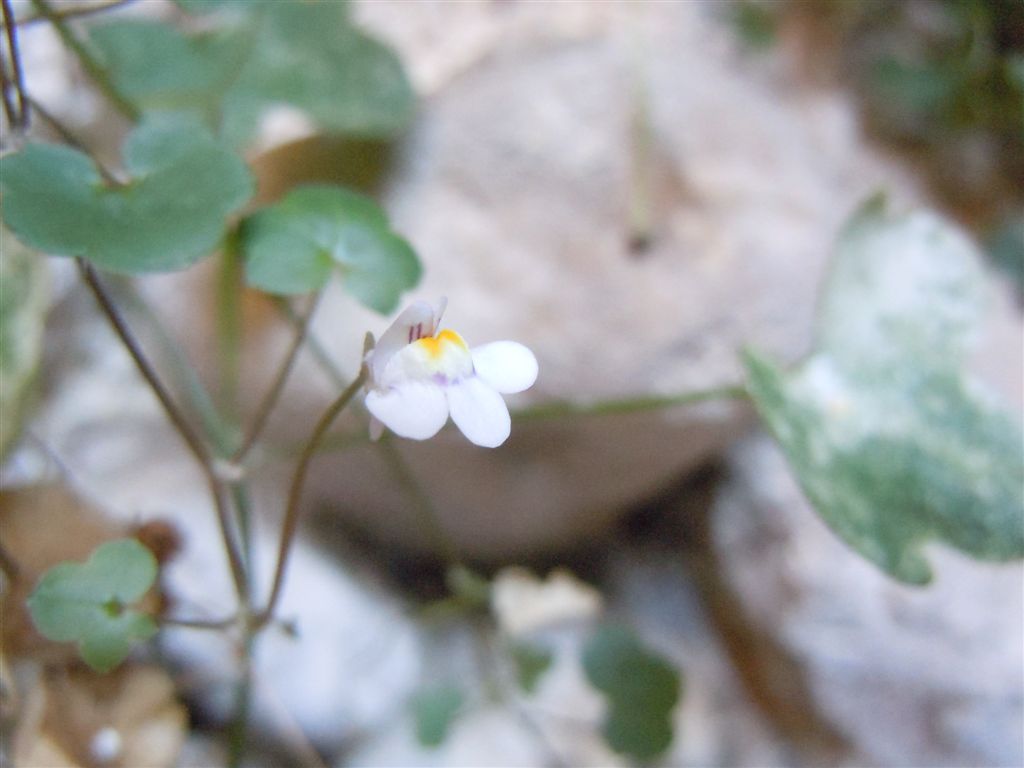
[0,540,20,583]
[161,615,238,631]
[228,632,255,768]
[0,57,19,132]
[259,368,368,623]
[24,94,122,185]
[231,292,323,463]
[76,258,248,602]
[29,0,140,122]
[2,0,135,29]
[512,383,749,422]
[0,0,28,131]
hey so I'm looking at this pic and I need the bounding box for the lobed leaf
[744,199,1024,584]
[95,3,412,143]
[27,539,159,672]
[0,117,253,274]
[240,185,421,313]
[582,625,681,761]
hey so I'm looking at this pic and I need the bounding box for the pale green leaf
[744,199,1024,584]
[27,539,159,672]
[0,116,253,273]
[240,185,420,313]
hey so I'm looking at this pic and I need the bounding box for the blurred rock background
[2,0,1022,766]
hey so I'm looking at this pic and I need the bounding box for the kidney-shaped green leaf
[744,199,1024,584]
[240,185,421,313]
[27,539,159,672]
[0,117,253,273]
[582,625,682,762]
[221,1,413,143]
[121,3,411,143]
[90,19,253,118]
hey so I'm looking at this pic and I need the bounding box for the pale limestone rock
[712,434,1024,768]
[251,0,920,559]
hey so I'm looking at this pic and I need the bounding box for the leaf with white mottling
[744,198,1024,584]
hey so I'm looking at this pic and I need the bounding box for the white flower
[490,567,603,636]
[364,299,538,448]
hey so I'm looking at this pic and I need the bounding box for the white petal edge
[447,377,511,448]
[471,341,538,394]
[365,381,449,440]
[368,301,436,384]
[368,415,385,442]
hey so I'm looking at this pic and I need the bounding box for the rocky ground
[3,1,1022,766]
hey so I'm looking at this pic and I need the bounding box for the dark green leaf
[744,200,1024,584]
[0,116,253,273]
[509,642,553,695]
[0,231,47,459]
[27,539,158,672]
[582,626,681,761]
[240,185,420,312]
[412,685,463,748]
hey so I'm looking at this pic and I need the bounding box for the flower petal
[368,301,436,384]
[365,381,448,440]
[471,342,538,394]
[368,415,385,442]
[446,377,511,448]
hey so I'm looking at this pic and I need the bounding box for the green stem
[228,632,255,768]
[30,0,139,121]
[22,94,122,185]
[4,0,135,29]
[231,292,322,463]
[231,482,255,592]
[512,383,748,422]
[76,259,248,603]
[626,36,654,254]
[217,240,244,426]
[110,276,237,453]
[259,369,368,623]
[161,615,237,631]
[1,0,29,131]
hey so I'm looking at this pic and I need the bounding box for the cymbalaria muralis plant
[0,1,1020,765]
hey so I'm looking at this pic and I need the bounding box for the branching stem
[3,0,135,28]
[259,369,367,623]
[76,258,248,602]
[1,0,29,131]
[232,292,323,463]
[29,0,139,121]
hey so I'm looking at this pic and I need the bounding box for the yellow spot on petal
[415,329,468,359]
